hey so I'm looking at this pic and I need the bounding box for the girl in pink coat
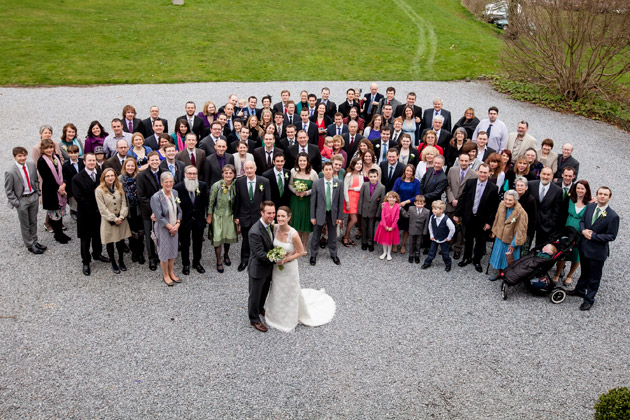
[374,191,401,261]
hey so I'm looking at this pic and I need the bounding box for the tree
[502,0,630,101]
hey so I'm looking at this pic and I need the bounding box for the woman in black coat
[451,107,480,139]
[444,127,468,168]
[37,139,71,244]
[514,176,537,255]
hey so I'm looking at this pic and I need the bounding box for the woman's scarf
[42,154,67,208]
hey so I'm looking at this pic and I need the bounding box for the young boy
[5,146,45,254]
[358,168,385,251]
[62,144,84,220]
[401,195,430,263]
[422,200,455,271]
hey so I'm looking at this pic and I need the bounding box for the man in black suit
[226,118,245,145]
[421,98,452,133]
[554,143,580,181]
[362,82,384,121]
[223,104,237,136]
[273,112,286,140]
[474,131,496,162]
[234,161,271,272]
[305,93,318,118]
[72,153,110,275]
[342,120,364,162]
[283,101,299,126]
[326,113,349,137]
[287,130,322,173]
[420,155,448,209]
[262,153,292,209]
[555,165,576,226]
[338,88,360,118]
[217,94,238,114]
[295,108,318,145]
[244,96,261,120]
[136,152,163,271]
[122,105,144,135]
[317,87,337,119]
[454,163,500,272]
[372,127,397,165]
[203,139,235,189]
[253,133,282,175]
[528,167,562,247]
[159,144,186,184]
[394,92,422,122]
[247,201,276,332]
[143,118,166,151]
[103,139,129,175]
[229,126,256,154]
[61,145,84,220]
[273,90,291,114]
[174,165,208,275]
[179,101,205,140]
[421,115,451,150]
[176,133,206,182]
[568,187,619,310]
[199,121,227,156]
[379,148,405,192]
[277,125,298,152]
[142,106,168,138]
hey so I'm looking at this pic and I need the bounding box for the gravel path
[1,81,628,419]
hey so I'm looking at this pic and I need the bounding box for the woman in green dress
[207,164,238,273]
[553,180,591,286]
[288,152,319,251]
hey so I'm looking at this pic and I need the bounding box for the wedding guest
[414,146,438,181]
[422,200,455,271]
[150,172,182,286]
[37,139,70,244]
[320,136,334,164]
[360,151,378,181]
[94,146,106,171]
[472,106,508,153]
[331,135,347,165]
[122,104,144,135]
[247,115,264,142]
[73,153,110,275]
[104,139,129,175]
[380,148,404,192]
[136,151,163,271]
[554,143,580,181]
[309,162,344,266]
[444,127,468,168]
[452,141,481,172]
[198,101,217,129]
[514,176,538,255]
[556,166,576,225]
[488,190,528,280]
[203,139,235,188]
[350,138,374,164]
[343,107,365,134]
[119,158,145,265]
[524,148,544,179]
[62,144,83,220]
[141,106,168,138]
[401,195,430,264]
[342,158,364,247]
[159,143,185,184]
[289,153,319,250]
[83,121,108,154]
[397,134,420,168]
[363,114,383,141]
[144,118,166,151]
[505,156,536,190]
[170,117,190,152]
[5,146,45,254]
[208,164,237,273]
[418,129,444,156]
[343,120,364,160]
[537,138,558,175]
[529,166,562,246]
[176,132,206,181]
[374,191,401,261]
[358,168,385,252]
[233,140,255,178]
[506,121,537,162]
[260,109,274,133]
[446,152,477,260]
[95,168,131,274]
[420,155,448,209]
[263,153,292,209]
[552,180,591,286]
[32,125,64,167]
[198,121,227,156]
[485,152,506,193]
[500,150,513,175]
[103,119,132,158]
[452,107,480,139]
[393,164,421,254]
[59,123,84,160]
[128,132,151,171]
[401,105,420,145]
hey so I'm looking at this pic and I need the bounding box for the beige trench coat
[95,187,131,244]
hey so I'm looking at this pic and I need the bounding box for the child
[400,195,430,264]
[321,136,334,163]
[374,191,400,261]
[422,200,455,271]
[358,169,386,251]
[93,146,106,171]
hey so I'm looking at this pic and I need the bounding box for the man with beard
[174,165,208,275]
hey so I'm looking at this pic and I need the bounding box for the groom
[248,201,277,332]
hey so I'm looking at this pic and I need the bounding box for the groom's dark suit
[248,219,275,323]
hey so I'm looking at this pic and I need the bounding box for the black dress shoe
[118,259,127,271]
[368,245,375,252]
[445,265,452,272]
[458,259,472,267]
[94,254,111,263]
[567,289,585,297]
[111,262,121,274]
[414,256,420,264]
[361,244,368,250]
[182,265,190,275]
[138,255,145,265]
[474,263,483,273]
[82,264,90,276]
[453,251,461,260]
[193,264,206,274]
[28,246,44,255]
[310,257,316,266]
[331,256,341,265]
[408,256,414,263]
[237,262,248,272]
[579,302,592,311]
[421,264,430,269]
[34,242,47,251]
[149,260,158,271]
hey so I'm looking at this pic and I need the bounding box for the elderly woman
[418,129,444,156]
[415,145,439,181]
[96,168,131,274]
[37,138,71,243]
[488,189,529,280]
[150,172,182,286]
[514,176,538,255]
[207,164,238,273]
[452,107,480,140]
[537,138,558,175]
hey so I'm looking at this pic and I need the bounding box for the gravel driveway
[1,81,628,419]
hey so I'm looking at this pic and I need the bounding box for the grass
[0,0,502,85]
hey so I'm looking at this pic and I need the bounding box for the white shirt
[16,162,34,194]
[428,214,456,243]
[273,168,285,187]
[85,169,98,181]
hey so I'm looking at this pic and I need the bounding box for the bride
[265,206,336,333]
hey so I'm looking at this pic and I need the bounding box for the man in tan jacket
[506,121,537,163]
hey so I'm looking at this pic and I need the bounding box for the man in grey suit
[445,152,477,260]
[309,162,344,266]
[5,146,46,254]
[358,168,386,251]
[376,87,402,115]
[247,201,276,332]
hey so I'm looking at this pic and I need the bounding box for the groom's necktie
[266,224,273,241]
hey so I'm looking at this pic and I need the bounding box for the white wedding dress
[264,226,336,333]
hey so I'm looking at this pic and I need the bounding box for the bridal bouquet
[294,180,308,200]
[267,246,287,270]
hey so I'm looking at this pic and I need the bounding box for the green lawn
[0,0,502,85]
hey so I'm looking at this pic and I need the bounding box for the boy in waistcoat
[422,200,455,271]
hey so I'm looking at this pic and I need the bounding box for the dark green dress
[289,178,313,233]
[564,200,585,262]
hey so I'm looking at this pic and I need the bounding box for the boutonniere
[410,153,415,159]
[174,197,181,204]
[374,144,380,148]
[259,184,264,192]
[195,188,200,196]
[333,182,339,188]
[509,217,517,224]
[52,157,59,166]
[221,182,229,194]
[284,172,289,179]
[601,210,607,218]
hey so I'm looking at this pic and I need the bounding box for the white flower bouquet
[267,246,287,270]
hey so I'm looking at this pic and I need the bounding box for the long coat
[37,155,64,211]
[95,187,131,244]
[491,201,528,247]
[72,169,103,238]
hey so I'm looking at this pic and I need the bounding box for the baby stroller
[498,227,579,303]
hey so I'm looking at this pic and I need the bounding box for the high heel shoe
[217,263,224,273]
[163,276,174,287]
[224,255,231,266]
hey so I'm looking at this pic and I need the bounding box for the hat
[93,146,105,154]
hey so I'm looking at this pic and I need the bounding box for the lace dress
[264,226,336,333]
